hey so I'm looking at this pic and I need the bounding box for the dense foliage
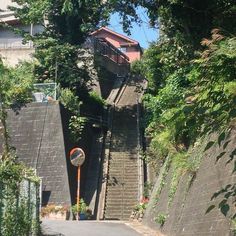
[0,61,40,235]
[132,1,236,168]
[130,0,236,224]
[0,158,40,236]
[0,61,34,155]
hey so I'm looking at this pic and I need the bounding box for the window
[118,47,127,53]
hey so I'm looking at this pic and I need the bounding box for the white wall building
[0,0,43,66]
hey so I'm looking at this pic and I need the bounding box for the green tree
[140,1,236,169]
[11,0,108,45]
[0,61,33,157]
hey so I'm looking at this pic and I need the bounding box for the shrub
[155,212,167,227]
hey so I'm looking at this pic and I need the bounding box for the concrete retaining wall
[143,129,236,236]
[5,102,71,206]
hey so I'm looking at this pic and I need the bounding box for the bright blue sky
[109,7,159,49]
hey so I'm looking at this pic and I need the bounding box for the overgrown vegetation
[0,61,34,156]
[0,60,40,235]
[0,159,40,236]
[130,0,236,225]
[231,218,236,235]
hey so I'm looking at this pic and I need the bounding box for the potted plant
[78,199,87,220]
[71,204,79,220]
[71,199,92,220]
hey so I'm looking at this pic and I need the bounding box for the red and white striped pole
[77,166,81,210]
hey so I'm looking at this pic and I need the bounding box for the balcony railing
[94,37,130,65]
[85,36,130,66]
[0,38,33,49]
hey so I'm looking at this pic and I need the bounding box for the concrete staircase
[104,76,147,220]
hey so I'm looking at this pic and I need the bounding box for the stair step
[107,183,139,187]
[107,178,139,182]
[108,164,138,168]
[106,188,138,193]
[103,79,145,222]
[104,215,131,220]
[106,183,138,187]
[105,210,133,215]
[106,194,138,199]
[106,191,138,195]
[105,203,136,208]
[107,181,138,184]
[107,181,138,187]
[104,209,133,215]
[109,156,138,159]
[107,173,139,177]
[105,204,136,209]
[109,164,138,167]
[110,152,137,155]
[106,190,138,195]
[109,159,138,163]
[108,170,138,173]
[104,212,131,217]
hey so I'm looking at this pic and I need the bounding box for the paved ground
[42,220,161,236]
[42,220,140,236]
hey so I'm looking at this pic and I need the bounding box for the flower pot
[79,213,87,220]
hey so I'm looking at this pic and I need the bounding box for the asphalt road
[42,220,142,236]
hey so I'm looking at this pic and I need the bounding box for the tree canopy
[133,1,236,167]
[0,60,34,155]
[10,0,142,44]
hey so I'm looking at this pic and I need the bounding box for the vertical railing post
[0,182,3,235]
[137,97,144,202]
[27,180,31,234]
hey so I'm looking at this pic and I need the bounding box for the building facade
[91,27,142,62]
[0,1,43,66]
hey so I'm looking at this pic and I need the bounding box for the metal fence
[0,179,40,235]
[33,83,57,102]
[0,38,33,49]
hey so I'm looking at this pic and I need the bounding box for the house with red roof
[91,27,142,62]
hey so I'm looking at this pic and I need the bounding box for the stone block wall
[5,102,71,206]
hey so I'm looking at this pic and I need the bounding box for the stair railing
[137,95,144,202]
[96,104,115,220]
